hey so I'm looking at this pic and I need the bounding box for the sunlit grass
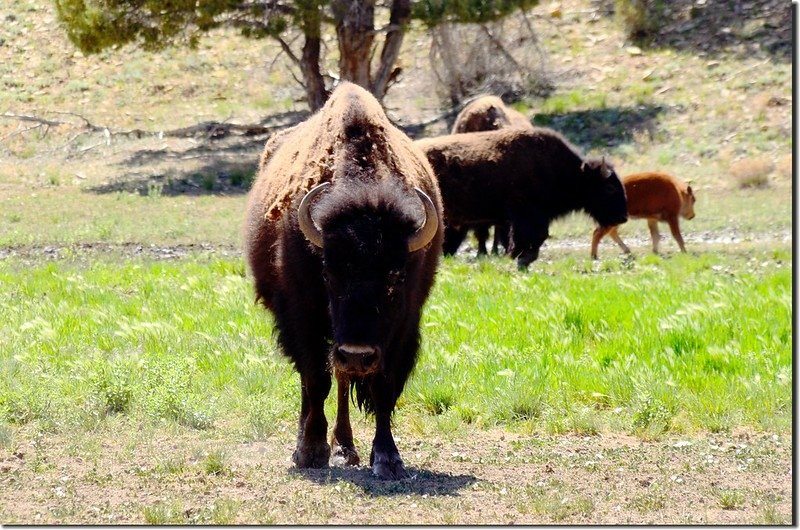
[0,249,790,437]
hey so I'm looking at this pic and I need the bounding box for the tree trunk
[332,0,375,89]
[371,0,410,100]
[299,3,328,111]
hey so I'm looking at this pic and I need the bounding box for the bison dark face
[297,180,437,377]
[582,158,628,228]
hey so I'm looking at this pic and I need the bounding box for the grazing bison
[416,127,628,269]
[451,95,532,135]
[244,83,443,480]
[447,96,534,257]
[591,171,696,259]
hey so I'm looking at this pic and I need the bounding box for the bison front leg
[442,225,467,256]
[509,214,549,270]
[369,377,408,480]
[473,224,490,256]
[666,216,687,252]
[293,367,332,468]
[330,370,360,467]
[492,223,510,255]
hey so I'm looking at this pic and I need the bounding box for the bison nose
[334,344,380,374]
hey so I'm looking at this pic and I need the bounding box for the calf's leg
[591,225,612,259]
[608,226,631,254]
[666,216,687,252]
[647,218,661,254]
[330,370,360,466]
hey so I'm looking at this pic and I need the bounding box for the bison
[591,171,696,259]
[416,127,628,269]
[451,95,533,135]
[244,83,443,480]
[446,95,534,257]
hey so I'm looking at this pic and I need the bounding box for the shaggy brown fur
[448,95,533,257]
[244,82,443,480]
[451,95,533,134]
[417,127,628,268]
[591,171,696,259]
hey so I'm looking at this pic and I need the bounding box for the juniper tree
[55,0,538,110]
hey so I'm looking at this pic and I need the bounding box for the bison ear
[687,185,693,195]
[580,161,587,172]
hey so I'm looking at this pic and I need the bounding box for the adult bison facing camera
[244,83,443,480]
[417,127,628,269]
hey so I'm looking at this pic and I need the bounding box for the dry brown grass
[729,157,774,189]
[775,154,792,180]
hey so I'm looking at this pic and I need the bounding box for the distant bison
[417,127,628,269]
[446,96,534,257]
[452,95,532,135]
[591,171,696,259]
[244,83,443,480]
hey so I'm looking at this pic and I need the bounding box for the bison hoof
[292,441,331,469]
[330,443,360,467]
[371,452,408,480]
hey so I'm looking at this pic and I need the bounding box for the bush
[616,0,665,40]
[428,12,553,105]
[730,157,774,188]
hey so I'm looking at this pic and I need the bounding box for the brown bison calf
[591,171,696,259]
[447,96,533,257]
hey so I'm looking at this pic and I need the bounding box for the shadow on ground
[533,104,664,150]
[86,140,264,196]
[592,0,790,61]
[84,111,310,196]
[291,466,477,497]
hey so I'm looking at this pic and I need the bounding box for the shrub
[730,157,774,188]
[616,0,665,41]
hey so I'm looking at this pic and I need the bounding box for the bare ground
[0,420,791,524]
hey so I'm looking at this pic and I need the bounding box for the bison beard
[244,83,443,480]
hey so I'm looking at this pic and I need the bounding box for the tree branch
[272,35,302,67]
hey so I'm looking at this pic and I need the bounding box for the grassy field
[0,248,791,436]
[0,0,793,524]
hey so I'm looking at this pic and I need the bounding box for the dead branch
[1,112,63,127]
[0,123,43,142]
[2,110,306,143]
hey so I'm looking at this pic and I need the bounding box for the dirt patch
[0,421,791,524]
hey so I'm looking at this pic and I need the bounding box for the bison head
[581,157,628,227]
[297,180,438,376]
[681,185,696,220]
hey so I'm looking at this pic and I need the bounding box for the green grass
[0,249,790,436]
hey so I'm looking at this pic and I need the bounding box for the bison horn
[408,188,438,253]
[297,182,330,248]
